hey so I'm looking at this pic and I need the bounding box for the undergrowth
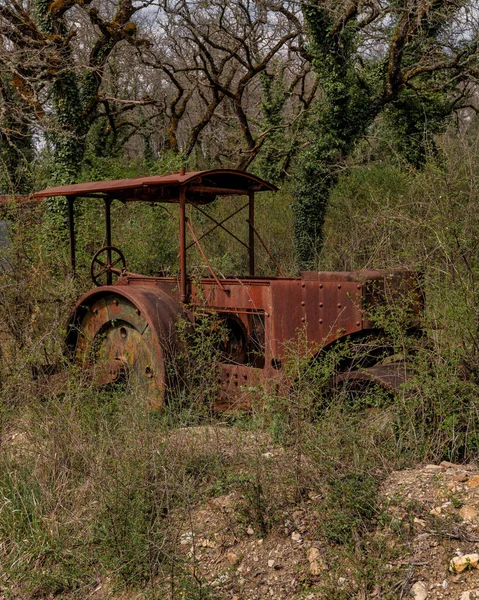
[3,129,479,597]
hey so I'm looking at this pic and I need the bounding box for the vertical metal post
[248,190,255,276]
[67,196,76,276]
[105,198,112,285]
[179,187,187,302]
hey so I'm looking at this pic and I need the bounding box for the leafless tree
[139,0,316,170]
[0,0,158,184]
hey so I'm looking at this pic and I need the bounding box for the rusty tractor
[31,169,421,410]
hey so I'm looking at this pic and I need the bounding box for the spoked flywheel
[90,246,126,286]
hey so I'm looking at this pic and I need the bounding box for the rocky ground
[170,454,479,599]
[382,461,479,600]
[6,424,479,599]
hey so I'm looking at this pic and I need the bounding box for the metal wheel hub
[72,293,167,408]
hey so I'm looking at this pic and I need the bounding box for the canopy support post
[67,196,76,276]
[249,191,255,276]
[179,187,187,302]
[105,198,112,285]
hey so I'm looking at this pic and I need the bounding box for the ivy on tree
[295,0,479,271]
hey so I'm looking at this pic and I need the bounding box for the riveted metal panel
[269,279,304,359]
[214,364,264,411]
[317,281,363,343]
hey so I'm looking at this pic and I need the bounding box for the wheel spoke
[111,256,123,267]
[94,258,106,267]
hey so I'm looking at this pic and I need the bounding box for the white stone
[411,581,428,600]
[440,460,460,469]
[306,547,326,575]
[311,561,324,576]
[307,547,320,561]
[425,464,445,473]
[291,531,302,543]
[180,531,193,545]
[268,559,275,568]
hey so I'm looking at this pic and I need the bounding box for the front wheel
[300,333,412,417]
[328,362,408,412]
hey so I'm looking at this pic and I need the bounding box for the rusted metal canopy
[32,169,277,204]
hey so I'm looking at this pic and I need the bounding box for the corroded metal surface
[66,286,186,409]
[66,265,419,410]
[333,362,410,392]
[32,169,277,202]
[215,364,264,412]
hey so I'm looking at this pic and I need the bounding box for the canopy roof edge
[32,169,277,203]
